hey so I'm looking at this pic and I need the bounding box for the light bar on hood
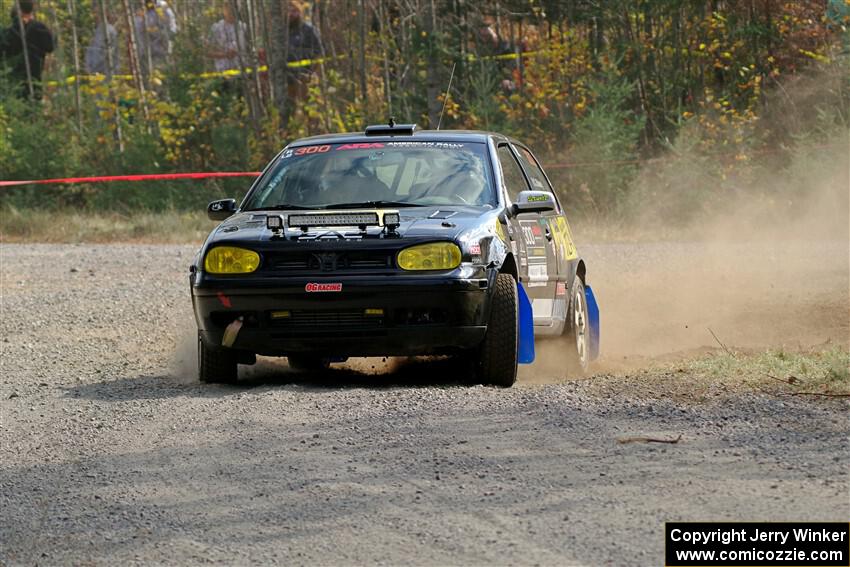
[383,212,400,226]
[266,215,283,230]
[288,212,380,228]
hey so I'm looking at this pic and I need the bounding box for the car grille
[267,251,394,272]
[268,310,385,330]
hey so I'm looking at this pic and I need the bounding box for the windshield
[244,141,495,210]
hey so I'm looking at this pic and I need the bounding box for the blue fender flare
[517,282,535,364]
[585,285,600,361]
[516,281,598,364]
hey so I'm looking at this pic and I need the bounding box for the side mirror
[207,198,237,221]
[511,190,556,215]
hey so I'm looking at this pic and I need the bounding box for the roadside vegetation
[0,0,848,236]
[0,206,212,242]
[584,346,850,404]
[688,346,850,396]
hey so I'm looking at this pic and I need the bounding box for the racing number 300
[293,145,331,156]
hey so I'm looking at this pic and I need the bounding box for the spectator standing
[84,7,119,76]
[134,0,177,76]
[477,24,518,94]
[285,0,322,104]
[0,0,54,100]
[208,4,247,73]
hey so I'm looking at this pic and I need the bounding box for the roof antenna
[436,62,457,131]
[388,116,395,127]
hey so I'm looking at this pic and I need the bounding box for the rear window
[244,141,495,209]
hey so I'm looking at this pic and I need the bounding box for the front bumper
[192,272,493,357]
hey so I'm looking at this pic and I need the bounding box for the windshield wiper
[322,200,426,209]
[246,204,315,211]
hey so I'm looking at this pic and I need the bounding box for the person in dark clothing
[284,1,322,104]
[477,24,518,94]
[0,0,55,100]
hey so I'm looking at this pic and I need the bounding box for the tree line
[0,0,847,219]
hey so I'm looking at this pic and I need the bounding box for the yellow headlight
[204,246,260,274]
[397,242,462,271]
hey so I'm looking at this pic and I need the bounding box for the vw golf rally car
[191,123,599,387]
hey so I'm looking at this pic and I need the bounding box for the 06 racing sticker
[305,282,343,293]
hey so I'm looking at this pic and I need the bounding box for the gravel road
[1,243,847,566]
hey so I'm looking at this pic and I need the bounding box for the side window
[497,144,529,202]
[515,146,552,194]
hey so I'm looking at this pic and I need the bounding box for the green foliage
[560,77,645,216]
[0,0,845,220]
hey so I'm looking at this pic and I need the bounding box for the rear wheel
[564,277,590,375]
[478,273,518,387]
[198,333,238,384]
[287,355,331,372]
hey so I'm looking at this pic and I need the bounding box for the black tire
[478,273,519,387]
[287,355,331,372]
[198,333,238,384]
[564,276,590,376]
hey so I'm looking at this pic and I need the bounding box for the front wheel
[564,277,590,375]
[478,273,518,387]
[198,333,238,384]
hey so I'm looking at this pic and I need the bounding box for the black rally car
[191,123,599,386]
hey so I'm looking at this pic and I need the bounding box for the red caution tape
[0,171,261,188]
[1,142,841,188]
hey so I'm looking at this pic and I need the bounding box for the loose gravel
[1,243,847,566]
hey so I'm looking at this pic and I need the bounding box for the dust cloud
[171,321,199,383]
[172,143,848,384]
[169,316,403,383]
[579,139,849,371]
[173,68,848,383]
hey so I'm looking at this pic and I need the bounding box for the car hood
[210,206,496,244]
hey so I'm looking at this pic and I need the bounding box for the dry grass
[0,208,741,245]
[684,346,850,396]
[0,208,214,243]
[0,207,692,244]
[572,346,849,405]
